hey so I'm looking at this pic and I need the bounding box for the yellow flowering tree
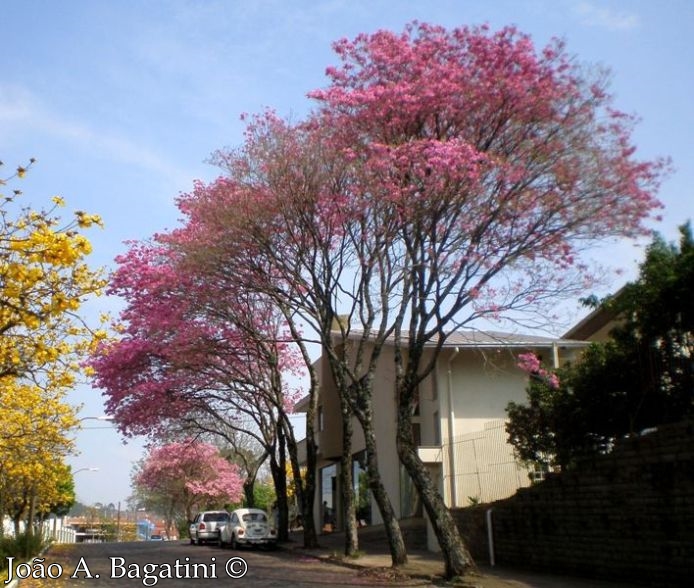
[285,462,306,500]
[0,159,106,536]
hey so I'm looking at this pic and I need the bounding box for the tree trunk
[27,491,37,539]
[284,421,319,548]
[340,394,358,556]
[268,454,287,539]
[396,396,476,579]
[274,426,290,542]
[166,502,175,541]
[298,436,319,548]
[300,480,318,547]
[279,316,319,549]
[359,410,408,567]
[243,478,255,508]
[11,493,28,536]
[283,407,319,548]
[330,359,407,566]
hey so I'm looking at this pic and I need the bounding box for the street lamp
[78,416,115,430]
[73,467,99,474]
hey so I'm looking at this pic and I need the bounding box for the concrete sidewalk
[285,521,638,587]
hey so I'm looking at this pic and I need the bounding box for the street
[9,540,432,588]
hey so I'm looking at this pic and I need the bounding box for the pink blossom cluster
[517,352,560,390]
[88,232,306,437]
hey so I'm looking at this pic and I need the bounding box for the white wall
[434,347,539,507]
[310,340,581,527]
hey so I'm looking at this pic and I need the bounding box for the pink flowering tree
[91,240,302,437]
[89,237,306,542]
[167,181,330,549]
[182,115,412,558]
[297,22,666,577]
[134,440,243,535]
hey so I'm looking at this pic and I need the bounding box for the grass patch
[348,550,365,559]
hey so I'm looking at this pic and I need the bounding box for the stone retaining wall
[453,420,694,587]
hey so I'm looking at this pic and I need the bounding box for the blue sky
[2,0,692,507]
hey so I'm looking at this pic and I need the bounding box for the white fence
[2,517,77,543]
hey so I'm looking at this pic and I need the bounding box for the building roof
[562,309,616,341]
[292,328,587,412]
[336,328,588,350]
[439,329,587,349]
[562,287,625,341]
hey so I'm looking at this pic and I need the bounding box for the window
[318,406,324,432]
[320,464,337,527]
[399,464,422,518]
[413,386,420,416]
[529,462,549,483]
[412,422,421,446]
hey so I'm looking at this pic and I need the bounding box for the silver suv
[189,510,230,545]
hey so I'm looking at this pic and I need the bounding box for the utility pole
[116,501,121,542]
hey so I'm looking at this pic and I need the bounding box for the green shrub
[0,532,47,575]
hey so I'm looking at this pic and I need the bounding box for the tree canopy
[507,223,694,469]
[0,159,105,533]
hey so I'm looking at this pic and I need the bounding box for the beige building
[296,329,588,544]
[563,298,621,343]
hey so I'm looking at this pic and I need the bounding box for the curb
[3,571,18,588]
[3,543,52,588]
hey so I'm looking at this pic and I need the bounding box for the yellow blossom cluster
[0,159,107,529]
[0,380,78,523]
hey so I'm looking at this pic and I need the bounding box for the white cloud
[0,83,192,187]
[573,1,640,31]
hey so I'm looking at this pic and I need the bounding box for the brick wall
[452,420,694,587]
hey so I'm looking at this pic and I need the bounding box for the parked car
[149,534,164,541]
[219,508,277,549]
[189,510,230,545]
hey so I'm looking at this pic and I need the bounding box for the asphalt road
[9,540,432,588]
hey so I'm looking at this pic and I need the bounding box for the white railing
[43,526,77,544]
[443,419,533,506]
[2,517,78,543]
